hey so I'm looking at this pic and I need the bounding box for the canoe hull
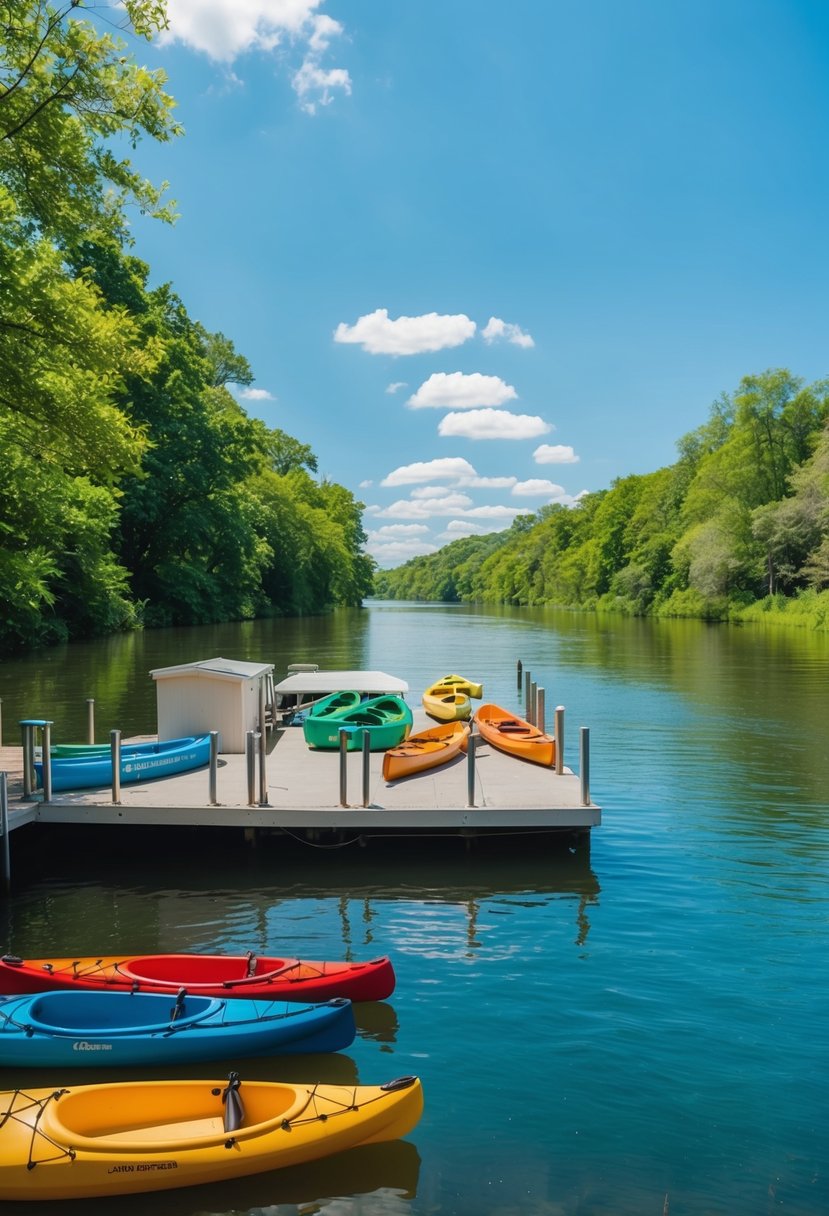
[306,695,413,751]
[382,721,470,782]
[474,703,556,767]
[301,690,363,748]
[0,952,396,1002]
[0,991,356,1067]
[34,735,212,792]
[0,1075,423,1199]
[433,673,483,698]
[422,690,471,721]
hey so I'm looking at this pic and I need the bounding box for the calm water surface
[1,603,828,1216]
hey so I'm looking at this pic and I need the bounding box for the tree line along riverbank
[0,3,372,656]
[375,368,829,632]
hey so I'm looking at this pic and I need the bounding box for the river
[1,601,828,1215]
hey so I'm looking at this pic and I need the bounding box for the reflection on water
[4,1140,421,1216]
[1,603,828,1215]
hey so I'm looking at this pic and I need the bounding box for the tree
[0,1,180,649]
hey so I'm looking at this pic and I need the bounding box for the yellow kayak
[434,673,483,698]
[422,684,472,721]
[0,1073,423,1199]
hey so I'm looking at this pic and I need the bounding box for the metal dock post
[554,706,565,775]
[580,727,591,806]
[245,731,256,805]
[339,729,349,807]
[208,731,219,805]
[362,729,371,807]
[1,773,10,893]
[466,730,477,807]
[110,730,121,804]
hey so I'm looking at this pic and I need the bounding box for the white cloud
[334,309,476,355]
[366,524,431,539]
[438,520,492,539]
[512,479,567,497]
[359,479,373,488]
[376,493,476,519]
[381,457,477,487]
[374,496,532,523]
[409,485,460,499]
[438,408,552,440]
[238,386,275,401]
[481,317,535,348]
[367,539,438,565]
[459,475,518,489]
[292,59,351,113]
[161,2,350,114]
[162,0,317,60]
[385,381,408,394]
[307,11,341,52]
[533,443,580,464]
[407,371,517,410]
[464,504,534,520]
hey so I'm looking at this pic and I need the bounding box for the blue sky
[124,1,829,566]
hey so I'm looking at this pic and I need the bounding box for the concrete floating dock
[0,711,600,846]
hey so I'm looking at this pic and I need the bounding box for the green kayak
[302,690,363,749]
[305,694,413,751]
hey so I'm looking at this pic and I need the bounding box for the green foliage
[0,4,388,651]
[377,370,829,630]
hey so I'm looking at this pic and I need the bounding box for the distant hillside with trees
[374,369,829,630]
[0,2,372,653]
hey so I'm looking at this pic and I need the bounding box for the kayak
[422,683,472,722]
[433,673,484,699]
[306,695,413,751]
[0,1072,423,1199]
[0,951,395,1002]
[0,990,355,1067]
[45,739,187,759]
[302,690,363,748]
[474,703,556,767]
[382,721,470,782]
[34,735,212,792]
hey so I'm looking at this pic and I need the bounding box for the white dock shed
[150,657,274,753]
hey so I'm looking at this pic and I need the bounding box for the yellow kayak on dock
[433,673,483,699]
[422,683,472,721]
[0,1073,423,1200]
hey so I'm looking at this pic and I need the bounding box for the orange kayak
[474,703,556,767]
[382,721,470,782]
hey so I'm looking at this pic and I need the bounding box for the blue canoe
[0,990,356,1067]
[34,735,212,792]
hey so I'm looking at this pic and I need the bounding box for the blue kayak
[34,735,212,792]
[0,989,356,1067]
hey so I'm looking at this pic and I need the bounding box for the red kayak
[0,951,395,1003]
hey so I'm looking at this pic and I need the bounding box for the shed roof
[273,669,409,695]
[150,657,274,682]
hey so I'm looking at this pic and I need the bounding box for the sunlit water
[1,602,828,1215]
